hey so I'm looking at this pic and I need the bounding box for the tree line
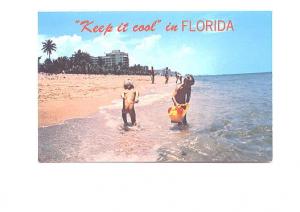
[38,39,149,75]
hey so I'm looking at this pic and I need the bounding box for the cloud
[38,32,128,61]
[174,45,195,59]
[38,33,196,74]
[134,34,161,50]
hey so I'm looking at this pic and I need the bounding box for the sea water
[39,72,272,162]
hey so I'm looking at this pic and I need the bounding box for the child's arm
[121,91,125,99]
[135,90,139,103]
[172,88,179,106]
[186,87,191,103]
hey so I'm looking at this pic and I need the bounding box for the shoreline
[38,73,272,162]
[38,73,174,127]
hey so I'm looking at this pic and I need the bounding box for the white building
[103,50,129,67]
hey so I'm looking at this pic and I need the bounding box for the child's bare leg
[182,114,187,125]
[122,109,128,125]
[129,108,136,125]
[177,114,188,126]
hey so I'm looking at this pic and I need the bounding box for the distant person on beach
[175,72,183,84]
[150,66,155,84]
[121,79,139,126]
[165,67,169,84]
[172,74,195,125]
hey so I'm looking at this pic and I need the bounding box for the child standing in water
[121,79,139,126]
[172,74,195,125]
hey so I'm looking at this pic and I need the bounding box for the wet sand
[38,73,170,127]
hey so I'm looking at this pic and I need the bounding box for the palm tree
[71,50,92,73]
[41,39,57,60]
[54,56,70,73]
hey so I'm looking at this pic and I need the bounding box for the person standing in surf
[178,73,183,84]
[175,71,179,83]
[150,66,155,84]
[164,67,169,84]
[175,71,183,84]
[172,74,195,125]
[121,79,139,126]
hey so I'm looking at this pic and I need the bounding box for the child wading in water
[172,74,195,125]
[121,79,139,126]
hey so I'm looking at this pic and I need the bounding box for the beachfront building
[91,50,129,68]
[90,56,103,66]
[103,50,129,67]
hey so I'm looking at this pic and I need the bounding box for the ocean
[38,72,272,162]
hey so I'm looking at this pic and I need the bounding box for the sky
[38,11,272,75]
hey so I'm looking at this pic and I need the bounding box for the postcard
[38,12,272,162]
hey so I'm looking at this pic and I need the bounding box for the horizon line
[194,71,272,77]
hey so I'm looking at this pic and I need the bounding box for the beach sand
[38,73,171,127]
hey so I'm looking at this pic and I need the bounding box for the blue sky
[38,11,272,75]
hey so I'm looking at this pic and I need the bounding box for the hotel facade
[91,50,129,68]
[103,50,129,67]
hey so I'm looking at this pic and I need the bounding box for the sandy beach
[38,73,171,127]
